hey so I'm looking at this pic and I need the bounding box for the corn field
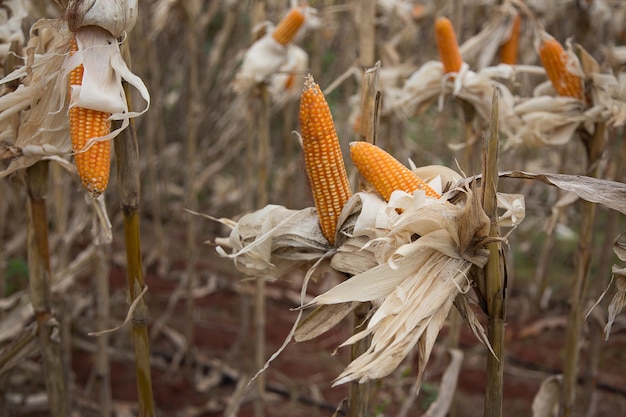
[1,1,626,417]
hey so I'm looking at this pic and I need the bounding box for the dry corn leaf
[532,375,562,417]
[0,0,26,62]
[602,232,626,339]
[397,61,518,139]
[497,171,626,214]
[208,205,329,280]
[421,349,464,417]
[0,322,38,376]
[458,3,519,70]
[294,302,360,342]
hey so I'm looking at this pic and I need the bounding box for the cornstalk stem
[115,61,155,414]
[26,161,70,417]
[254,83,271,417]
[560,122,605,417]
[348,63,379,417]
[482,89,504,417]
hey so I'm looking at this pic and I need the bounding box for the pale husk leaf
[67,0,138,37]
[421,349,464,417]
[211,205,329,280]
[532,375,562,417]
[498,171,626,215]
[294,302,360,342]
[303,187,493,385]
[0,18,149,176]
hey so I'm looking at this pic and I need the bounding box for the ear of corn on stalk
[350,141,441,201]
[500,13,521,65]
[272,8,306,46]
[435,16,463,74]
[538,37,584,100]
[69,36,112,197]
[299,75,352,245]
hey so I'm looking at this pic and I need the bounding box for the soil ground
[66,253,626,417]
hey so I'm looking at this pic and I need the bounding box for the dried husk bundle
[210,167,526,390]
[0,5,149,179]
[232,6,318,95]
[211,205,330,281]
[504,38,626,148]
[390,60,519,140]
[297,185,496,390]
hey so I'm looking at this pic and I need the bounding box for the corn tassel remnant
[350,141,441,201]
[272,8,305,46]
[435,16,462,74]
[500,13,521,65]
[538,37,584,100]
[69,36,112,197]
[299,75,352,245]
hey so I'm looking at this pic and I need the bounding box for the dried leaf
[605,275,626,339]
[302,187,494,385]
[532,375,561,417]
[206,205,329,279]
[421,349,464,417]
[295,302,360,342]
[497,171,626,215]
[454,294,495,357]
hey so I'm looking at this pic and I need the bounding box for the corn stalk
[482,89,505,417]
[560,122,605,417]
[115,45,155,416]
[348,62,380,417]
[26,161,70,417]
[254,83,271,417]
[183,0,202,366]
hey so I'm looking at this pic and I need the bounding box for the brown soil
[63,255,626,417]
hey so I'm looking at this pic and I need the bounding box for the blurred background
[1,0,626,416]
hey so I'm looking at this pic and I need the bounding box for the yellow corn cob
[69,36,112,197]
[435,16,463,74]
[538,37,584,100]
[299,75,352,245]
[500,13,521,65]
[272,8,305,46]
[350,141,441,201]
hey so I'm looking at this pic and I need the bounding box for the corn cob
[500,13,521,65]
[435,16,463,74]
[69,36,112,197]
[538,37,584,100]
[350,141,441,201]
[299,75,352,245]
[272,8,305,46]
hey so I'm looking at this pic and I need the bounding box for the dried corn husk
[394,61,518,139]
[458,3,520,70]
[211,205,330,280]
[66,0,138,37]
[0,18,149,178]
[299,186,492,389]
[268,44,309,107]
[232,7,316,93]
[504,42,626,148]
[208,166,526,388]
[0,0,26,63]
